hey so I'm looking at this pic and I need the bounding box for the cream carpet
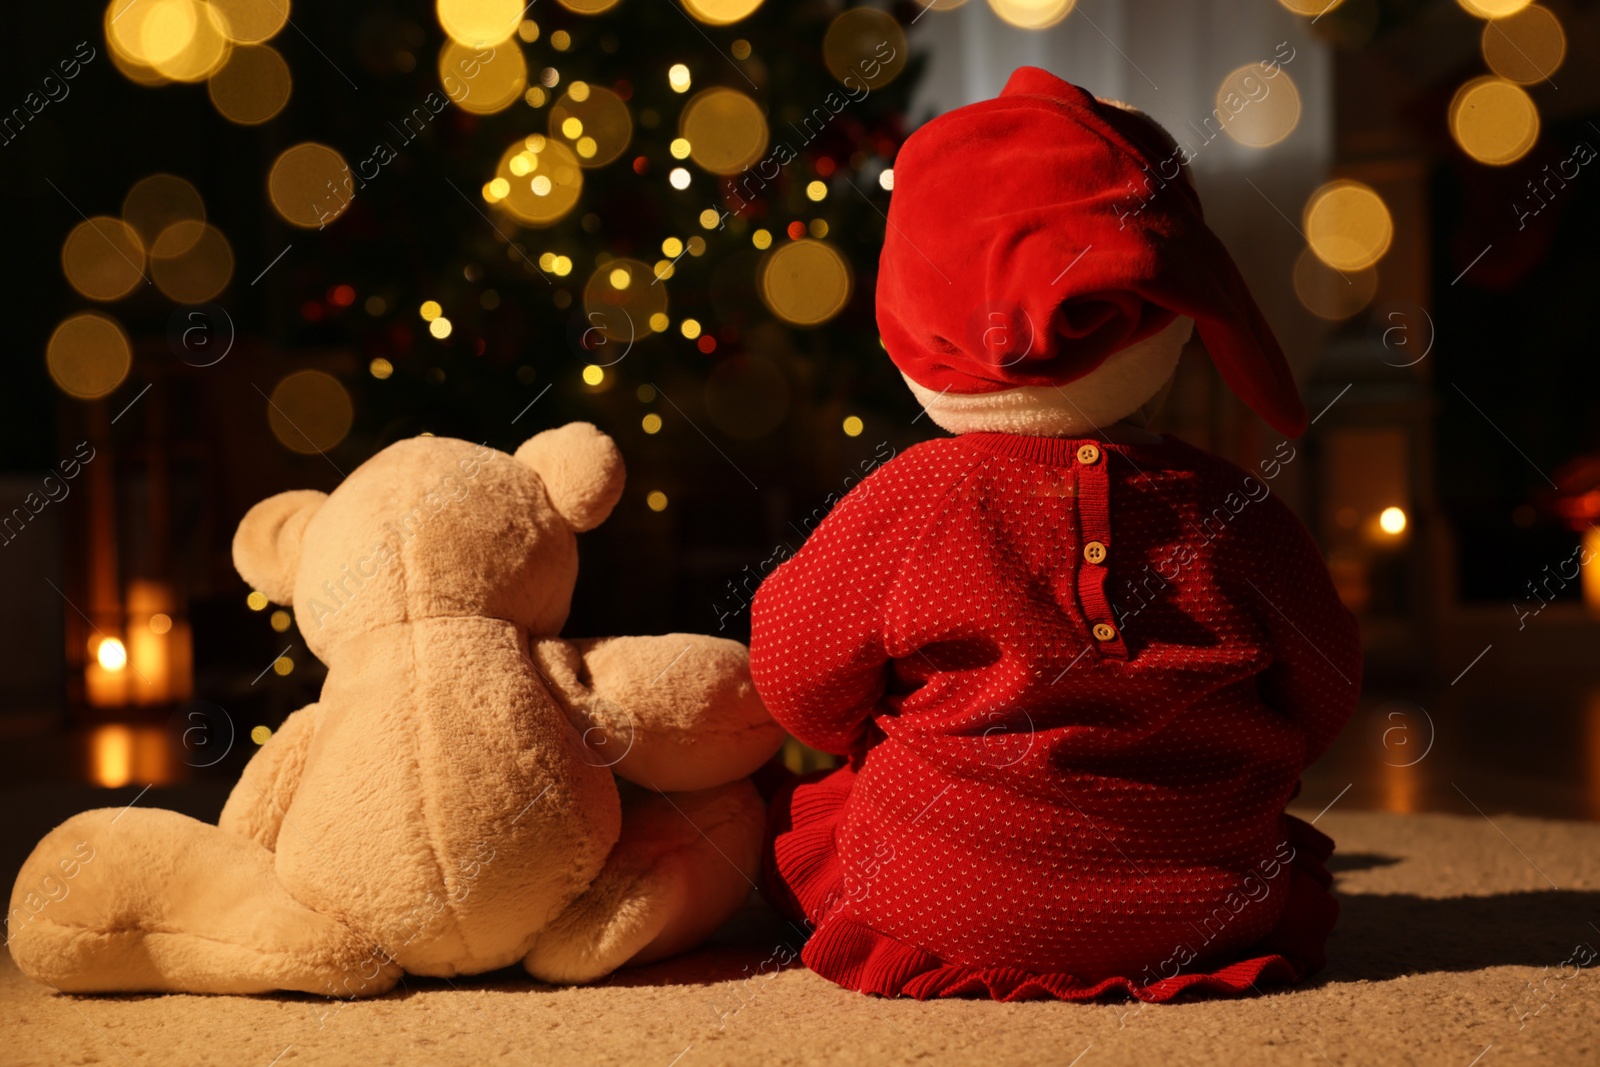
[6,808,1599,1067]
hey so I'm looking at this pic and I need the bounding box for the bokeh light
[62,218,147,302]
[668,63,692,93]
[1481,5,1564,86]
[146,0,232,83]
[1303,180,1393,272]
[1457,0,1533,18]
[549,83,633,166]
[646,490,669,511]
[642,413,663,433]
[208,44,292,124]
[1293,248,1378,321]
[123,174,206,252]
[822,9,908,90]
[1216,64,1302,148]
[1277,0,1344,13]
[555,0,624,12]
[210,0,290,43]
[1449,76,1539,165]
[987,0,1077,30]
[583,258,667,341]
[97,636,128,671]
[1379,506,1408,535]
[679,88,769,175]
[436,0,523,45]
[493,136,584,226]
[151,221,234,303]
[439,38,526,114]
[267,370,354,454]
[759,239,852,326]
[47,313,133,400]
[681,0,764,25]
[269,143,354,228]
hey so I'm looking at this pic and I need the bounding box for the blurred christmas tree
[76,0,927,646]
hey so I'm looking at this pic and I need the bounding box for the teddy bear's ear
[232,490,327,605]
[514,422,626,532]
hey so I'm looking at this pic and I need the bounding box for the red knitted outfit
[751,432,1361,1001]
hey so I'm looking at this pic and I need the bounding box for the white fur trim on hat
[902,316,1194,437]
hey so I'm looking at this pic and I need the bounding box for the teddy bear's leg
[7,807,400,997]
[522,779,764,984]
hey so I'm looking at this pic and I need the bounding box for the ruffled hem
[763,765,1340,1003]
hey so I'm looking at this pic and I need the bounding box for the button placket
[1074,442,1126,658]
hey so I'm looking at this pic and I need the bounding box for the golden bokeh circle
[1457,0,1533,18]
[268,370,354,454]
[1303,180,1393,272]
[1449,76,1540,166]
[582,258,667,342]
[555,0,624,10]
[680,88,769,176]
[123,174,206,253]
[107,0,164,65]
[436,0,523,45]
[682,0,764,25]
[493,136,584,226]
[1293,247,1378,321]
[108,44,171,87]
[208,44,292,124]
[62,217,147,302]
[823,9,908,90]
[548,84,633,167]
[1481,5,1564,86]
[152,221,235,303]
[269,143,353,228]
[47,313,133,400]
[145,0,233,83]
[439,38,526,114]
[210,0,291,43]
[1216,64,1302,148]
[759,239,852,326]
[987,0,1077,30]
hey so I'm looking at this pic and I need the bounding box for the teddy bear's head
[232,423,625,659]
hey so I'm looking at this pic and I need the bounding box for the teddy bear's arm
[532,635,785,792]
[218,702,325,850]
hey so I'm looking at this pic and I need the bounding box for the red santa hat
[877,66,1308,438]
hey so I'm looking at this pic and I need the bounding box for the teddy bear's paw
[522,780,764,984]
[8,807,400,997]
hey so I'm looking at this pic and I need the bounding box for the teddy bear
[9,422,786,996]
[752,68,1363,1003]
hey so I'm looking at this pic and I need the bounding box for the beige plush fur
[8,424,784,996]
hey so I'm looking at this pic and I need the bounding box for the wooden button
[1076,444,1101,465]
[1092,622,1117,642]
[1083,540,1107,564]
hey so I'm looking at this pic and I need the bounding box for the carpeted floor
[6,808,1599,1066]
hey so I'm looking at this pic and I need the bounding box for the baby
[750,68,1361,1002]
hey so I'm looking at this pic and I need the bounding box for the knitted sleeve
[749,458,925,756]
[1241,489,1364,768]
